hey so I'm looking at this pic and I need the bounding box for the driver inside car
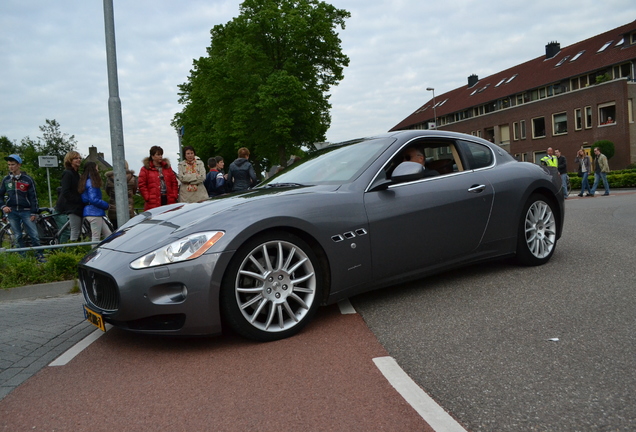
[402,147,440,177]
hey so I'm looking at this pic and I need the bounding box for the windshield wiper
[264,182,305,188]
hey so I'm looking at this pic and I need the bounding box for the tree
[173,0,350,172]
[594,140,615,159]
[1,120,78,207]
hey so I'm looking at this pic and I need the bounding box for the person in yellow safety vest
[540,147,558,167]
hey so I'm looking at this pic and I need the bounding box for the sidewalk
[0,280,78,302]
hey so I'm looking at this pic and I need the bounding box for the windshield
[259,137,394,186]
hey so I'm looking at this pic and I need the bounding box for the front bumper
[79,247,229,336]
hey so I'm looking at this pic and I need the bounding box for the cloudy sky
[1,0,635,173]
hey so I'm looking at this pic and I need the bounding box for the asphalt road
[1,191,635,431]
[351,191,636,431]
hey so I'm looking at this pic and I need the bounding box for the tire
[515,193,558,266]
[0,226,15,249]
[220,231,323,342]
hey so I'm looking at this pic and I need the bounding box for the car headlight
[130,231,224,269]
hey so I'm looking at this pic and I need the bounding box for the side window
[457,140,494,170]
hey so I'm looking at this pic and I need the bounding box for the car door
[363,164,494,282]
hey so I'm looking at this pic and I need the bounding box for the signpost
[38,156,58,209]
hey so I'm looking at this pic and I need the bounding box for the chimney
[468,74,479,88]
[545,41,560,59]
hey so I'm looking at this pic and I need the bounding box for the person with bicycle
[554,149,569,199]
[0,154,44,261]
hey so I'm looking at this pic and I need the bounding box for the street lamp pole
[426,87,437,129]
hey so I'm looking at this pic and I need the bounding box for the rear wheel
[220,231,323,341]
[515,194,557,266]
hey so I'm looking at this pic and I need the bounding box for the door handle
[468,184,486,193]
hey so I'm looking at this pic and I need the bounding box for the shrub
[0,246,90,289]
[594,140,615,159]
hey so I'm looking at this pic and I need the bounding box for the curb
[0,280,79,302]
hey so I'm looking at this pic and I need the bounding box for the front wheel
[220,231,323,341]
[515,194,558,266]
[0,226,15,249]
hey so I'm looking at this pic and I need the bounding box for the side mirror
[391,161,425,183]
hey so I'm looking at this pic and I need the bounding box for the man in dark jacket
[554,149,569,199]
[0,154,43,259]
[227,147,257,192]
[204,157,226,197]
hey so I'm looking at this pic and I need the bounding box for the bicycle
[0,208,114,249]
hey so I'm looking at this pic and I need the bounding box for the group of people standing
[541,146,611,198]
[0,145,259,257]
[56,151,113,243]
[138,145,258,210]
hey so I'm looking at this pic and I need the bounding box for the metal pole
[46,167,53,209]
[427,87,437,129]
[103,0,129,228]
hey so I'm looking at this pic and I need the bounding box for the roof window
[495,78,506,87]
[616,38,624,47]
[555,56,570,66]
[570,50,585,61]
[597,41,613,52]
[506,74,518,84]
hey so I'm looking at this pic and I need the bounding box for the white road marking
[337,298,357,314]
[49,325,111,366]
[373,356,467,432]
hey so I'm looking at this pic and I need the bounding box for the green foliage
[568,169,636,189]
[173,0,350,172]
[595,73,611,84]
[0,246,90,289]
[593,140,615,159]
[1,119,78,208]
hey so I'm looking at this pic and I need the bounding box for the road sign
[38,156,58,168]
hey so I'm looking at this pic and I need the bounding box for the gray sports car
[79,130,564,341]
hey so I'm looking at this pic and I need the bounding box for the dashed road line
[340,298,467,432]
[374,356,467,432]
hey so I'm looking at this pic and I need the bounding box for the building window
[598,102,616,125]
[553,112,567,135]
[520,120,526,139]
[532,117,546,139]
[585,106,592,129]
[571,78,579,90]
[629,99,634,123]
[575,108,582,130]
[513,122,519,141]
[597,41,613,52]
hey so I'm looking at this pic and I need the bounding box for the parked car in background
[79,130,565,341]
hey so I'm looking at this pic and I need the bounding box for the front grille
[79,268,120,311]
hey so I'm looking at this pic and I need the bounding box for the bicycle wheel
[0,225,15,249]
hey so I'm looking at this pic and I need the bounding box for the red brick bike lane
[0,304,434,431]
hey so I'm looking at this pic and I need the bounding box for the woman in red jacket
[138,146,178,211]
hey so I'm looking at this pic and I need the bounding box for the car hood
[98,184,337,253]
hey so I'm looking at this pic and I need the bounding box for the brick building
[391,20,636,168]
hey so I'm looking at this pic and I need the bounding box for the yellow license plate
[84,305,106,332]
